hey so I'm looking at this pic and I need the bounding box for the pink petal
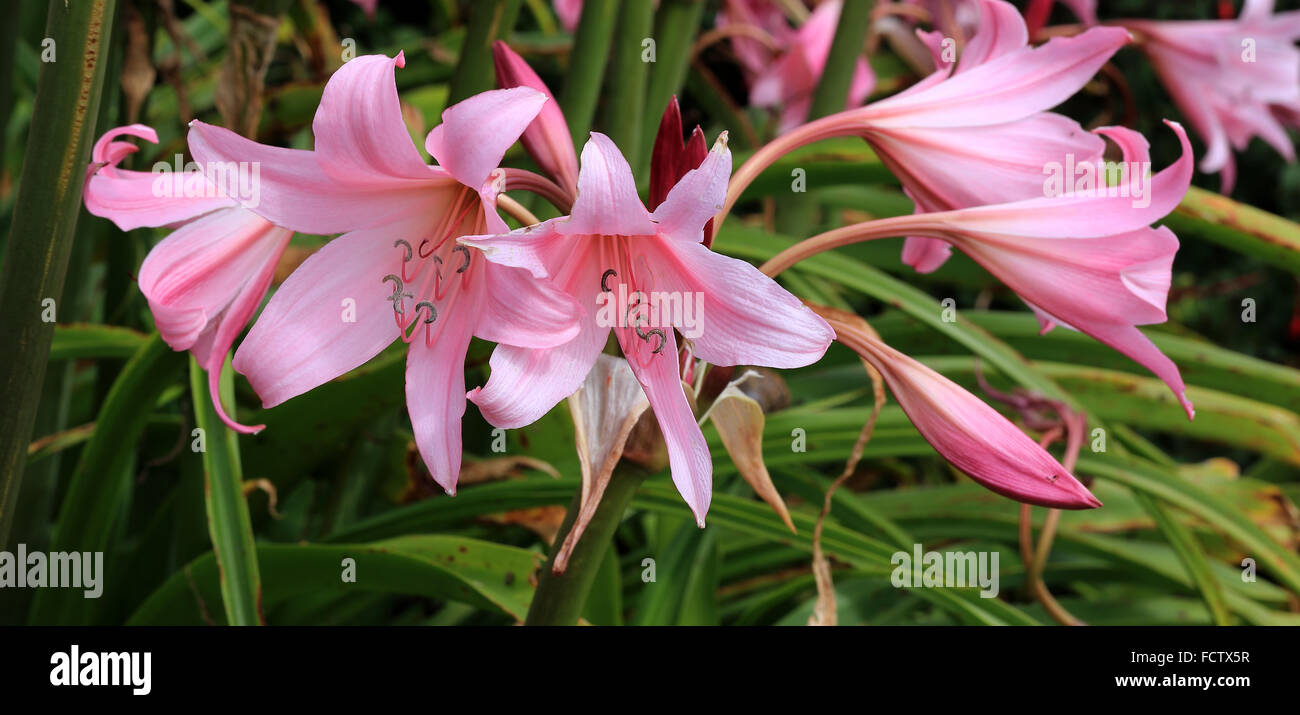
[469,237,608,429]
[188,120,447,235]
[554,0,583,32]
[475,261,583,349]
[860,25,1129,128]
[425,86,547,190]
[868,112,1105,220]
[650,138,731,242]
[559,133,656,237]
[956,0,1029,73]
[900,236,953,274]
[406,310,476,494]
[138,206,288,353]
[198,221,292,434]
[619,326,712,526]
[232,222,415,407]
[85,124,233,231]
[647,239,835,369]
[938,120,1192,238]
[313,52,437,184]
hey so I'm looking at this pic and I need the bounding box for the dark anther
[601,269,617,292]
[414,301,438,324]
[418,239,435,259]
[454,245,472,273]
[645,329,666,354]
[382,274,412,310]
[394,239,413,262]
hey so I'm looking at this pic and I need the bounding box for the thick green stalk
[0,0,118,549]
[448,0,523,104]
[806,0,874,121]
[638,0,706,175]
[190,358,263,625]
[525,466,648,625]
[602,0,655,169]
[560,0,618,148]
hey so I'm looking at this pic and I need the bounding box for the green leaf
[190,357,262,626]
[560,0,618,147]
[1077,452,1300,598]
[1167,186,1300,275]
[49,323,150,361]
[128,535,542,624]
[0,0,119,547]
[30,334,187,625]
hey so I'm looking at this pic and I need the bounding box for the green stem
[560,0,618,148]
[448,0,523,104]
[524,466,648,626]
[190,358,263,625]
[638,0,706,175]
[806,0,873,121]
[602,0,655,169]
[0,0,118,549]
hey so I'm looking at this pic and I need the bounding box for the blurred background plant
[2,0,1299,626]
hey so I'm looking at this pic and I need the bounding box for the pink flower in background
[461,133,835,525]
[83,124,292,434]
[1121,0,1300,193]
[554,0,583,33]
[720,0,875,132]
[492,40,580,196]
[773,121,1197,420]
[188,54,582,493]
[824,309,1101,509]
[879,0,1121,273]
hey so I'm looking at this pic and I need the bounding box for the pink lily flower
[492,40,580,197]
[890,0,1117,273]
[716,0,793,80]
[1120,0,1300,192]
[186,53,582,493]
[460,133,835,525]
[819,306,1101,509]
[720,0,875,132]
[555,0,583,33]
[724,0,1126,274]
[83,124,292,434]
[766,121,1197,420]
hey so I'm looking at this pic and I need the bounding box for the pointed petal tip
[394,50,406,68]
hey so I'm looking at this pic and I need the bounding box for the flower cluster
[83,0,1238,531]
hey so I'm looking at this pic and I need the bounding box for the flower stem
[760,214,920,277]
[560,0,618,148]
[524,465,648,626]
[448,0,523,105]
[806,0,874,120]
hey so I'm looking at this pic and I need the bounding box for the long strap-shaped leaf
[190,358,262,625]
[0,0,118,548]
[30,333,186,625]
